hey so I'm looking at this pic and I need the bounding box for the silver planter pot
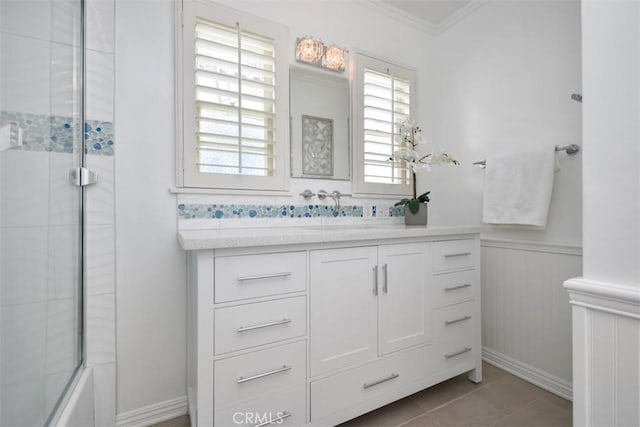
[404,203,428,226]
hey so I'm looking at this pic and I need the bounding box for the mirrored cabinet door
[290,66,350,180]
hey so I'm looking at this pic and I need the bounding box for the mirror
[290,66,350,180]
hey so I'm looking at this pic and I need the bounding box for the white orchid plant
[390,118,459,214]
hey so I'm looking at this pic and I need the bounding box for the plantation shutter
[353,52,415,195]
[363,69,411,184]
[194,19,276,176]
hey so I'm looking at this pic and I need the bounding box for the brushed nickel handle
[444,283,472,292]
[382,264,388,294]
[444,315,472,326]
[444,252,471,258]
[445,347,472,359]
[363,373,399,389]
[237,365,292,384]
[254,412,292,427]
[237,318,291,333]
[237,272,292,282]
[373,265,378,296]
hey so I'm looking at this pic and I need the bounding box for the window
[177,1,289,190]
[353,53,416,195]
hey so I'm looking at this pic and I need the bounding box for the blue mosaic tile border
[0,111,113,156]
[178,203,364,219]
[389,205,405,217]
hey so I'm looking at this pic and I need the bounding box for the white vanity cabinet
[183,227,482,427]
[309,242,430,378]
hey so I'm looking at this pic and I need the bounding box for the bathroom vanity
[179,225,482,427]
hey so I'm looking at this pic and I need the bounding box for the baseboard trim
[116,396,188,427]
[482,347,573,401]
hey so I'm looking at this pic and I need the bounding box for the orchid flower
[388,118,459,202]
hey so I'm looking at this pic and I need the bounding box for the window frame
[352,51,417,196]
[176,0,290,191]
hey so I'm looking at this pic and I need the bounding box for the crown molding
[365,0,488,37]
[365,0,437,35]
[437,0,488,34]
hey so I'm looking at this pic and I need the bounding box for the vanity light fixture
[295,36,348,72]
[323,45,347,72]
[295,36,324,65]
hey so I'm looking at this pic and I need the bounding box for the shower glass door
[0,0,84,424]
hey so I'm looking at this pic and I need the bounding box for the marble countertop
[178,224,482,250]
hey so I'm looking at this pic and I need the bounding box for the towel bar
[473,144,580,167]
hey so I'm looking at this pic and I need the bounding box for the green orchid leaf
[394,198,410,207]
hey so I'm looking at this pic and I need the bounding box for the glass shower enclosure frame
[0,0,86,424]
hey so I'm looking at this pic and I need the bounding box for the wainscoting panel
[481,239,582,398]
[565,278,640,427]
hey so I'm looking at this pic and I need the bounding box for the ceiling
[381,0,475,27]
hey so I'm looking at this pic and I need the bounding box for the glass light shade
[323,45,347,71]
[296,37,324,65]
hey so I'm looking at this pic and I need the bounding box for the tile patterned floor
[152,362,572,427]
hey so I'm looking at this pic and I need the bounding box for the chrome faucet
[317,189,352,210]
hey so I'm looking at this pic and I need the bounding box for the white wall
[113,0,436,417]
[582,1,640,287]
[426,0,582,246]
[115,0,187,417]
[565,2,640,425]
[425,0,582,397]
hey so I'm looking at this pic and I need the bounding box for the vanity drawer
[432,270,476,308]
[310,345,431,423]
[432,239,476,272]
[214,386,306,427]
[215,296,306,355]
[433,301,477,372]
[215,251,306,303]
[214,340,306,410]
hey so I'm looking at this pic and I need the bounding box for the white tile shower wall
[86,292,115,367]
[46,297,78,375]
[86,49,114,122]
[1,150,50,228]
[2,376,47,426]
[86,225,115,296]
[0,33,51,116]
[51,43,81,118]
[1,227,49,306]
[93,362,116,426]
[85,156,114,225]
[86,0,115,54]
[0,0,51,41]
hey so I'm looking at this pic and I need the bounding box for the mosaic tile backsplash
[0,111,114,155]
[178,203,405,220]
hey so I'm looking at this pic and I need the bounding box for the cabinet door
[310,247,378,376]
[378,242,431,356]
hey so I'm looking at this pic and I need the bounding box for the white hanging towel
[482,145,558,227]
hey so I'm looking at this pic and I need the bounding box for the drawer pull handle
[382,264,388,294]
[237,318,292,333]
[444,252,471,258]
[445,315,472,326]
[254,411,292,427]
[373,265,378,296]
[363,373,399,389]
[444,283,472,292]
[237,272,292,282]
[237,365,292,384]
[445,347,472,359]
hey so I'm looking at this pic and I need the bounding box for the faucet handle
[299,189,316,199]
[317,189,329,200]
